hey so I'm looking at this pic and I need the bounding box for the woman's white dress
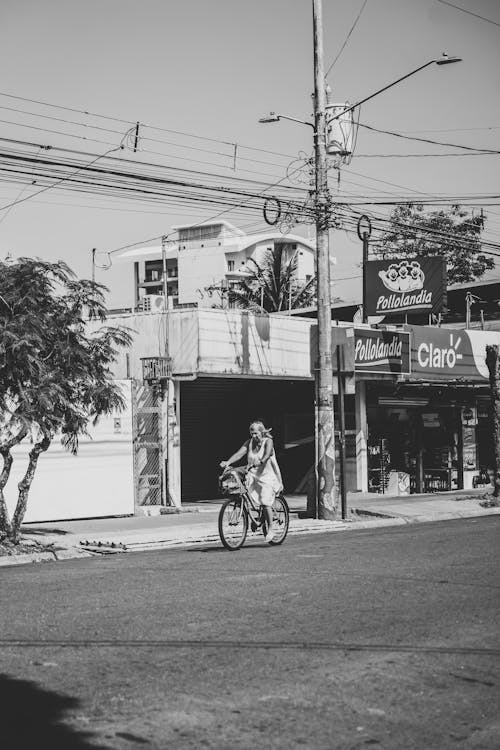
[246,438,283,507]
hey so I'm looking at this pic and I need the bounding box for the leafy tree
[375,203,493,284]
[0,258,132,543]
[218,246,317,313]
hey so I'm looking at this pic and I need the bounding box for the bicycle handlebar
[220,465,248,478]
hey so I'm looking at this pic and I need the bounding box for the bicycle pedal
[250,521,258,532]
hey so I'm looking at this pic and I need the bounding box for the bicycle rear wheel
[218,497,248,550]
[267,494,290,545]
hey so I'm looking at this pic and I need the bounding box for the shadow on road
[22,527,69,536]
[188,542,275,553]
[0,673,110,749]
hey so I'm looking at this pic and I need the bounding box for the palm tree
[225,246,317,313]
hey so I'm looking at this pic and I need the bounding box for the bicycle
[218,466,290,551]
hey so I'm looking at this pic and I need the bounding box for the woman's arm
[220,443,247,468]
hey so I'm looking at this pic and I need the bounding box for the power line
[325,0,368,78]
[0,104,300,172]
[401,125,500,134]
[0,90,297,160]
[357,121,500,154]
[0,136,309,195]
[0,117,292,182]
[104,161,310,257]
[355,151,500,158]
[435,0,500,28]
[0,140,129,212]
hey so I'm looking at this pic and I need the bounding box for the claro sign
[407,326,497,382]
[317,324,500,383]
[416,332,463,370]
[365,256,446,317]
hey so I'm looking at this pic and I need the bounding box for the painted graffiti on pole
[365,256,446,317]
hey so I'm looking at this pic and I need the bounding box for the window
[178,224,222,242]
[227,260,235,272]
[145,260,163,282]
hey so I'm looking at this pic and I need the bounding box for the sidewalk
[2,489,499,567]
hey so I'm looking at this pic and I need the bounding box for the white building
[115,220,316,310]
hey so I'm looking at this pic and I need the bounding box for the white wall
[178,246,228,305]
[5,381,134,523]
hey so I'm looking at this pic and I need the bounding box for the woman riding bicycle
[220,421,283,542]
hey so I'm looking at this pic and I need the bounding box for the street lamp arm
[328,56,461,123]
[279,114,315,128]
[259,112,315,128]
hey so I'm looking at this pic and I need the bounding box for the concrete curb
[0,550,57,567]
[2,507,499,567]
[0,547,95,568]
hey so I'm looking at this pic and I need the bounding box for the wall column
[355,381,368,492]
[165,379,182,507]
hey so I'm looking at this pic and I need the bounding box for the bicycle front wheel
[268,494,290,545]
[218,497,248,550]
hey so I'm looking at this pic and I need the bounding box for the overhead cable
[358,121,500,154]
[435,0,500,28]
[325,0,368,78]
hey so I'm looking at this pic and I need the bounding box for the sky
[0,0,499,308]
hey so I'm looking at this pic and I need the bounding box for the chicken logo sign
[365,256,446,317]
[378,260,425,294]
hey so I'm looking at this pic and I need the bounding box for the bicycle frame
[220,467,263,526]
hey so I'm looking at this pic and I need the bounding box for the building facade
[115,220,316,311]
[20,307,499,522]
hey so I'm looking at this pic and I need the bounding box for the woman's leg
[263,504,274,541]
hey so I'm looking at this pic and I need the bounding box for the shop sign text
[408,326,485,381]
[354,329,410,374]
[416,333,463,370]
[365,256,446,317]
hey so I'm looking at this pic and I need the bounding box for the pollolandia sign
[354,328,410,374]
[326,326,410,376]
[406,325,500,382]
[365,256,446,317]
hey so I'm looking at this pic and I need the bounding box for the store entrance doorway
[367,399,461,495]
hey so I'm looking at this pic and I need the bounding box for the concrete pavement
[1,487,499,567]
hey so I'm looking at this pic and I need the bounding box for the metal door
[133,382,163,506]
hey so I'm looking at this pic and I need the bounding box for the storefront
[365,326,497,495]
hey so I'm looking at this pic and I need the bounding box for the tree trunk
[486,345,500,497]
[11,436,51,542]
[0,449,13,539]
[0,426,28,541]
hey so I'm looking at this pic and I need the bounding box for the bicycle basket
[219,472,243,497]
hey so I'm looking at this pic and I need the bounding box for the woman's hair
[249,420,272,437]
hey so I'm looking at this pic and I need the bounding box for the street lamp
[259,54,462,133]
[258,112,314,128]
[259,2,462,521]
[324,53,461,125]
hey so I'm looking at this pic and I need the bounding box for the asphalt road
[1,518,499,749]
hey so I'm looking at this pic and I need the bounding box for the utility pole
[161,235,173,506]
[486,344,500,497]
[311,0,336,520]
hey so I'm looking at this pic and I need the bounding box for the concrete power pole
[312,0,336,520]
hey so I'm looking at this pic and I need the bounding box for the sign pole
[362,232,369,324]
[336,345,348,519]
[357,215,372,324]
